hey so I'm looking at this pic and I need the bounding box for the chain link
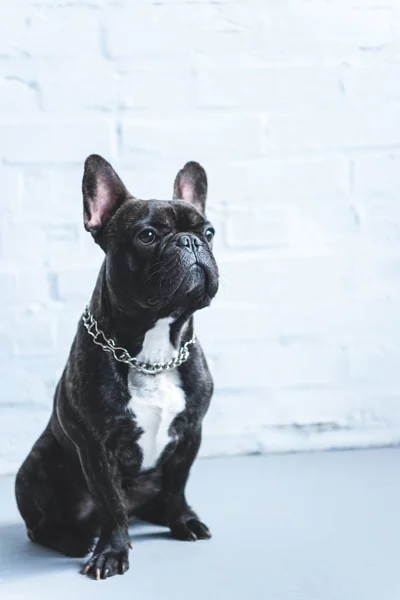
[82,306,196,375]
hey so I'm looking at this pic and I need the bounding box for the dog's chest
[127,319,186,472]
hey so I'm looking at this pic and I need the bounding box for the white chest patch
[127,318,186,472]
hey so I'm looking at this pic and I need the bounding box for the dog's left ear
[82,154,133,239]
[173,161,208,214]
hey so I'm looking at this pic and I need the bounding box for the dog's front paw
[82,544,130,579]
[170,518,212,542]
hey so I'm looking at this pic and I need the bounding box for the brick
[268,388,370,428]
[209,159,350,207]
[0,362,51,406]
[0,405,49,475]
[16,269,51,307]
[117,68,195,111]
[357,195,400,244]
[104,3,234,61]
[0,120,115,164]
[217,255,353,307]
[120,116,264,166]
[267,109,400,151]
[351,256,400,298]
[43,223,82,268]
[196,306,277,350]
[204,390,274,436]
[0,220,47,267]
[212,339,349,390]
[13,310,57,357]
[1,0,400,472]
[0,5,100,59]
[267,292,400,342]
[53,267,100,303]
[204,387,382,446]
[342,66,400,106]
[0,167,21,218]
[197,67,343,109]
[256,4,392,65]
[226,197,360,251]
[347,342,400,388]
[353,154,400,197]
[226,205,290,249]
[40,62,119,113]
[55,308,82,352]
[0,76,40,112]
[0,271,18,306]
[19,167,83,224]
[256,426,400,455]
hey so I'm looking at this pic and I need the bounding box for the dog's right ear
[82,154,133,239]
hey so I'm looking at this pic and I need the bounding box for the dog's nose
[177,234,191,248]
[176,233,202,252]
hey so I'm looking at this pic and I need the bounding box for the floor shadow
[0,520,172,582]
[0,522,81,582]
[128,518,172,543]
[132,530,172,543]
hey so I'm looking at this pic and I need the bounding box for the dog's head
[83,155,219,317]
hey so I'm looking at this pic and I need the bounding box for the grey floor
[1,449,400,600]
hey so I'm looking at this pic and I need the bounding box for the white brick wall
[1,0,400,474]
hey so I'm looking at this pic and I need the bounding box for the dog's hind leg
[15,425,99,558]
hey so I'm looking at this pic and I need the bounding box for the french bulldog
[15,155,219,580]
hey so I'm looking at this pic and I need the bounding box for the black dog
[15,155,219,580]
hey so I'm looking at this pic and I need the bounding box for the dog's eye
[138,229,156,245]
[205,228,215,243]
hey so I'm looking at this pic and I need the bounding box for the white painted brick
[0,120,115,164]
[226,205,290,249]
[209,159,350,207]
[197,67,343,109]
[342,66,400,107]
[1,0,400,472]
[53,267,100,304]
[357,195,400,244]
[0,5,100,59]
[256,3,392,65]
[217,255,353,307]
[104,3,246,62]
[196,306,277,349]
[16,269,52,307]
[19,167,84,224]
[225,195,359,250]
[105,7,188,60]
[347,342,400,389]
[212,339,348,390]
[267,109,400,151]
[120,116,264,165]
[0,405,49,476]
[267,292,400,343]
[203,388,389,447]
[0,271,18,306]
[0,219,47,267]
[13,309,57,357]
[353,154,400,197]
[55,308,81,352]
[39,61,119,113]
[0,76,40,112]
[204,391,274,437]
[117,68,196,111]
[355,256,400,299]
[0,167,21,218]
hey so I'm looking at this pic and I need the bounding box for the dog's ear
[173,161,207,214]
[82,154,133,238]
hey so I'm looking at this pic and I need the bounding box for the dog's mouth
[146,263,217,309]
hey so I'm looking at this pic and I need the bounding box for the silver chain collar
[82,306,196,376]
